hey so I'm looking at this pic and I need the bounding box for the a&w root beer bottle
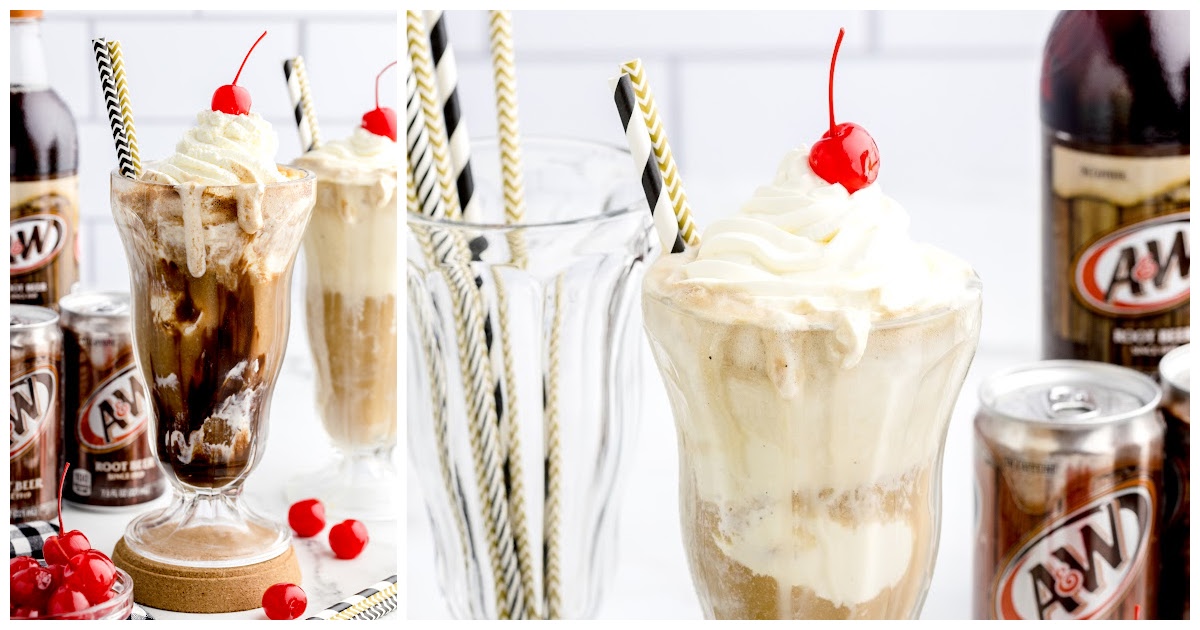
[1041,11,1190,373]
[10,10,80,308]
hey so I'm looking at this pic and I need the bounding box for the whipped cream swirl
[297,126,400,177]
[680,146,975,365]
[140,110,288,185]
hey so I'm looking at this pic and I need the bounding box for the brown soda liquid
[1040,11,1190,374]
[10,87,80,307]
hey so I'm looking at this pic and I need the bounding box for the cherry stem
[57,463,70,533]
[232,30,268,86]
[375,61,397,111]
[827,27,845,135]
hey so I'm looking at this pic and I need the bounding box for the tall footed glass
[287,159,398,520]
[642,262,982,620]
[407,139,652,618]
[110,168,314,567]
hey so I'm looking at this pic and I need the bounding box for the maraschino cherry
[287,498,326,538]
[808,28,880,195]
[262,582,308,620]
[360,61,397,141]
[211,30,268,115]
[42,464,92,567]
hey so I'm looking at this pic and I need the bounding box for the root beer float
[641,31,983,619]
[287,61,398,517]
[104,32,311,611]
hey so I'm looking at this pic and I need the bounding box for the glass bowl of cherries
[10,465,134,620]
[10,556,133,620]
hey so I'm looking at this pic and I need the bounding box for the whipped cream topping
[140,110,288,186]
[296,127,397,182]
[677,146,975,366]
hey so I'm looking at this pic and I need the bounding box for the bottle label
[1047,145,1189,369]
[993,481,1154,620]
[9,175,80,307]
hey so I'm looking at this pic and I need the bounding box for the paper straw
[105,41,141,176]
[92,39,136,179]
[611,74,686,254]
[283,56,320,152]
[408,10,462,219]
[619,59,700,248]
[485,10,540,618]
[543,274,566,619]
[488,10,530,265]
[489,268,539,619]
[406,65,448,221]
[305,575,398,620]
[408,163,475,613]
[425,10,481,223]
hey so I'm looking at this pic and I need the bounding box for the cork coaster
[112,537,302,613]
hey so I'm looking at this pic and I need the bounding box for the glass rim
[644,271,982,332]
[406,135,644,232]
[109,166,315,189]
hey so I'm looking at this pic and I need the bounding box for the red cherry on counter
[262,583,307,620]
[42,463,92,566]
[287,498,326,538]
[64,550,117,603]
[46,585,92,617]
[328,520,369,560]
[212,30,268,115]
[360,61,397,141]
[808,28,880,195]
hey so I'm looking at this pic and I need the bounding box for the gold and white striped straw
[619,59,700,248]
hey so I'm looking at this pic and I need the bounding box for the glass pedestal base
[121,490,290,568]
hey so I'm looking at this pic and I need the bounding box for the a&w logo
[78,366,149,452]
[994,482,1154,620]
[10,368,56,457]
[10,214,67,274]
[1073,213,1189,316]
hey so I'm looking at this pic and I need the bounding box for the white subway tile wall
[38,10,397,301]
[440,9,1058,357]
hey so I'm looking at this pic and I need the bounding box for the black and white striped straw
[611,73,686,254]
[282,56,320,153]
[424,10,481,224]
[92,38,137,179]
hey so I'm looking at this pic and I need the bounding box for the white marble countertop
[62,328,399,620]
[407,343,1038,620]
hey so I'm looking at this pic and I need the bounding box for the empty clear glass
[407,138,652,619]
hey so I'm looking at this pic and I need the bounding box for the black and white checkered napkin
[306,575,398,620]
[9,520,59,559]
[11,520,154,620]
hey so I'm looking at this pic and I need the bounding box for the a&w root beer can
[10,305,63,523]
[975,361,1164,620]
[59,292,164,509]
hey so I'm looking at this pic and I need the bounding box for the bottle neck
[11,19,49,89]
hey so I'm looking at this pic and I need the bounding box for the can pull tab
[1046,385,1100,420]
